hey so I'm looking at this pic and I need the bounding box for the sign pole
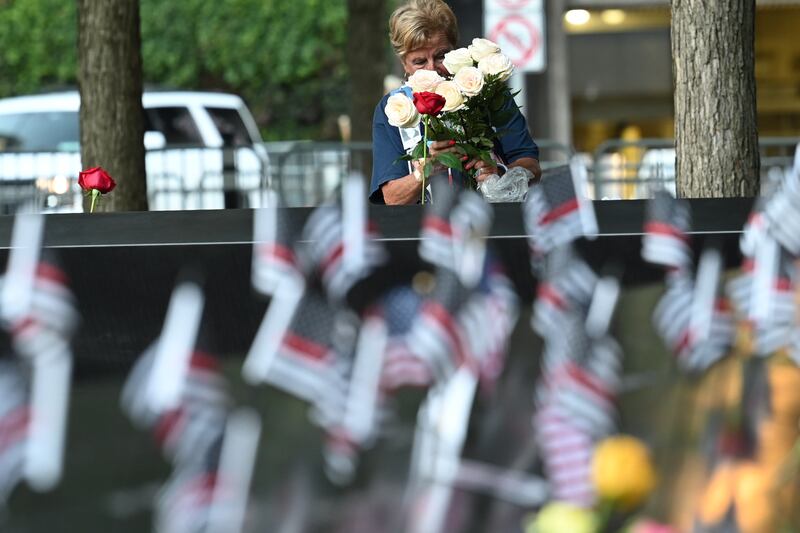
[510,70,527,118]
[483,0,546,120]
[547,0,572,148]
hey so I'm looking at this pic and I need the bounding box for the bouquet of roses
[384,38,519,201]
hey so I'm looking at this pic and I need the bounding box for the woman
[370,0,542,204]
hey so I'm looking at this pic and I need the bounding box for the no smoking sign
[494,0,541,9]
[484,0,546,73]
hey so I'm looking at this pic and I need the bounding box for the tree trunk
[671,0,759,198]
[77,0,148,212]
[347,0,386,178]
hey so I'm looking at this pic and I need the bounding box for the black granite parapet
[0,199,754,375]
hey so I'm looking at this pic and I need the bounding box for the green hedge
[0,0,349,140]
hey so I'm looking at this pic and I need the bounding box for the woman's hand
[510,157,542,182]
[465,158,499,182]
[412,157,446,179]
[427,139,459,158]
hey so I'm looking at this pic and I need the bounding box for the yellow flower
[591,435,657,509]
[523,502,597,533]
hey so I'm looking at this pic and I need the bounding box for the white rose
[385,93,421,128]
[435,80,465,112]
[478,52,514,82]
[406,69,444,93]
[442,48,474,75]
[453,66,485,97]
[468,38,501,62]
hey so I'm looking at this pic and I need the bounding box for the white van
[0,90,271,212]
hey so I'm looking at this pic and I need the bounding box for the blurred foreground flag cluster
[1,150,800,532]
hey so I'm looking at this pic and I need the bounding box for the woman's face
[401,32,454,78]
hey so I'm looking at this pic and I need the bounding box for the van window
[144,107,203,145]
[205,107,253,147]
[0,112,79,151]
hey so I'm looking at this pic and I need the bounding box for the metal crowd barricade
[590,136,800,200]
[2,137,798,211]
[263,139,575,206]
[262,141,373,207]
[534,139,575,171]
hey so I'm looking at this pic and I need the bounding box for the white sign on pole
[483,0,546,73]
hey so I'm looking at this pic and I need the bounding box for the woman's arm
[510,156,542,182]
[381,172,423,205]
[493,94,542,182]
[378,140,456,205]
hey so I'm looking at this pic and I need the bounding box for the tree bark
[671,0,759,198]
[77,0,148,212]
[347,0,386,178]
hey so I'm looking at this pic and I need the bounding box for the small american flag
[158,353,230,469]
[407,269,474,384]
[379,285,430,391]
[0,358,29,504]
[321,312,390,486]
[763,158,800,255]
[123,346,236,533]
[641,190,692,271]
[156,463,220,533]
[122,349,230,468]
[531,248,597,340]
[653,271,734,373]
[268,289,348,410]
[539,316,621,440]
[725,244,796,356]
[459,260,519,390]
[252,203,304,297]
[534,402,595,507]
[550,341,621,439]
[524,164,596,258]
[419,188,493,273]
[301,203,387,304]
[419,179,461,270]
[739,196,768,259]
[4,257,79,361]
[789,326,800,367]
[0,251,77,494]
[532,269,622,508]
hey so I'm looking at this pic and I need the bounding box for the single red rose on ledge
[413,91,446,116]
[78,166,116,213]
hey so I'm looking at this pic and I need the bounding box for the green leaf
[490,91,507,112]
[411,141,426,160]
[423,160,433,178]
[491,109,516,126]
[460,144,481,157]
[436,152,463,171]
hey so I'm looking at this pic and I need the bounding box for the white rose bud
[406,69,444,93]
[453,66,485,97]
[478,52,514,82]
[442,48,474,75]
[385,93,421,128]
[435,80,466,112]
[468,38,501,62]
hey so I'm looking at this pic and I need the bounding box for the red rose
[78,166,116,194]
[413,91,446,116]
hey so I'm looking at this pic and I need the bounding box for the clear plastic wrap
[478,166,532,203]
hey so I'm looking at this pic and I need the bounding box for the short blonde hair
[389,0,458,58]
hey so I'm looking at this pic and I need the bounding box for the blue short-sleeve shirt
[369,87,540,204]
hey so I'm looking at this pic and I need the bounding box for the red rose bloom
[78,167,116,194]
[413,91,446,116]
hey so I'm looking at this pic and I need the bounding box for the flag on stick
[524,162,597,259]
